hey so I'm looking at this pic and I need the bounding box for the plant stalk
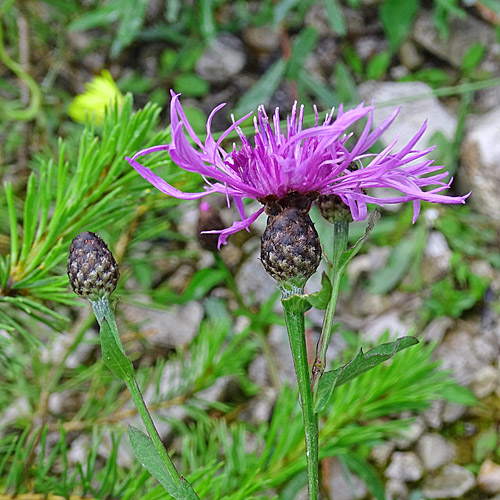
[282,296,319,500]
[92,297,182,488]
[311,221,349,395]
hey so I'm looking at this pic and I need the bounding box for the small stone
[393,418,425,450]
[459,108,500,222]
[371,443,394,467]
[422,464,475,498]
[478,459,500,494]
[195,34,246,85]
[421,317,453,344]
[358,81,457,158]
[413,10,497,69]
[471,365,499,399]
[434,330,482,385]
[363,312,412,344]
[385,452,424,482]
[386,479,408,500]
[399,41,424,71]
[236,249,277,304]
[242,26,280,54]
[442,402,466,424]
[325,458,368,500]
[416,434,456,471]
[121,299,203,348]
[423,399,444,429]
[422,231,452,282]
[268,324,296,386]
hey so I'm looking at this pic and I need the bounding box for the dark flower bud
[317,194,353,224]
[261,206,321,289]
[67,231,120,301]
[196,201,225,251]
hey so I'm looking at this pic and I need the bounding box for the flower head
[68,232,120,301]
[126,91,468,248]
[69,70,123,126]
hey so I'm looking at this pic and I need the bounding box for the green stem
[311,221,349,396]
[126,378,182,486]
[0,20,41,121]
[92,297,182,488]
[282,296,319,500]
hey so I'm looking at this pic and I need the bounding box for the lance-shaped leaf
[128,426,179,497]
[314,336,419,412]
[100,317,134,381]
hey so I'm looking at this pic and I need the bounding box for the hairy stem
[311,221,349,396]
[282,296,319,500]
[92,298,183,489]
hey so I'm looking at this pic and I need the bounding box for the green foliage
[128,426,180,497]
[0,3,492,498]
[380,0,419,51]
[315,336,419,412]
[0,96,193,340]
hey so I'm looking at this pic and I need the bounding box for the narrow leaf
[324,0,347,36]
[100,318,134,381]
[314,336,419,412]
[287,26,318,80]
[235,59,286,115]
[380,0,419,51]
[128,426,179,496]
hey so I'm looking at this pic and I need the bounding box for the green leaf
[281,294,312,314]
[287,27,318,80]
[324,0,346,36]
[380,0,419,51]
[334,62,359,104]
[173,74,209,98]
[68,1,121,31]
[342,454,385,500]
[368,235,419,294]
[461,43,485,74]
[302,273,332,310]
[343,45,363,76]
[100,318,134,381]
[177,478,202,500]
[128,426,179,496]
[398,68,451,88]
[474,427,499,463]
[298,70,339,108]
[440,384,477,406]
[339,209,380,271]
[177,268,226,304]
[235,59,286,115]
[111,0,149,57]
[314,336,419,412]
[366,51,392,80]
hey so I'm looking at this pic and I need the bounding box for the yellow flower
[68,70,123,125]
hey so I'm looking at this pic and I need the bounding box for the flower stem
[311,221,349,396]
[282,295,319,500]
[92,298,183,489]
[125,378,182,486]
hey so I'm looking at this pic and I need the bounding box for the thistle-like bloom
[126,92,468,247]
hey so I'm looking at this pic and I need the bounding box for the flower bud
[196,201,225,251]
[261,207,321,289]
[317,194,353,223]
[67,231,120,301]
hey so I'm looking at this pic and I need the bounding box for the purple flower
[126,91,469,247]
